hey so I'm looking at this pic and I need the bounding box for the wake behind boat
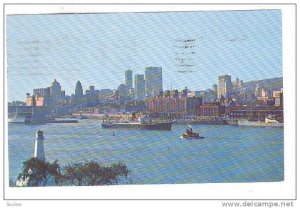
[101,116,172,131]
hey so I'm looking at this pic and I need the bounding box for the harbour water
[8,120,284,184]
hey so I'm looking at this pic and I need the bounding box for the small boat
[182,126,204,139]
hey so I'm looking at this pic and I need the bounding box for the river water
[8,120,284,184]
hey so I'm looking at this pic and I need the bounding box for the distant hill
[243,77,283,93]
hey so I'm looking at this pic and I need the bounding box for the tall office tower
[217,75,232,98]
[32,87,51,106]
[212,84,218,92]
[50,79,62,97]
[75,80,83,97]
[134,74,145,101]
[232,77,244,94]
[33,87,50,97]
[125,69,133,88]
[145,67,163,97]
[49,79,65,105]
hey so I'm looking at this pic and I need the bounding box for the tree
[60,160,130,186]
[16,158,130,186]
[17,157,61,187]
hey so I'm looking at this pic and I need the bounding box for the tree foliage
[17,157,61,187]
[17,158,130,186]
[60,160,130,186]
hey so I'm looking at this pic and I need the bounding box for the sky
[6,10,282,102]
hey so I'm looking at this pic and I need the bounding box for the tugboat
[182,125,204,139]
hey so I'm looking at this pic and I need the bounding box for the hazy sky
[7,10,282,101]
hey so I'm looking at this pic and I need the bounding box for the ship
[237,117,283,127]
[8,111,31,123]
[8,113,78,124]
[101,116,172,131]
[224,117,238,125]
[8,115,28,123]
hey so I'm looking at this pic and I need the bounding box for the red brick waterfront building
[199,103,225,117]
[145,97,202,116]
[226,106,284,122]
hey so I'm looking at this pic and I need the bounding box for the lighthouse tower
[34,130,45,161]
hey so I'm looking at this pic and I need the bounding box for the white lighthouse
[16,130,46,187]
[34,130,45,161]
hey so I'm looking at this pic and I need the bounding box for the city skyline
[8,70,283,103]
[7,10,282,101]
[17,72,282,106]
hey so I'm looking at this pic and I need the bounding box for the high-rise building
[145,67,163,97]
[218,75,232,98]
[232,77,244,94]
[134,74,145,101]
[212,84,217,92]
[26,80,64,106]
[49,79,64,105]
[125,69,133,88]
[31,87,51,106]
[117,84,130,102]
[85,86,100,107]
[33,87,50,97]
[50,79,62,97]
[75,81,83,97]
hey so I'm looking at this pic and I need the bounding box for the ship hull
[225,119,238,125]
[101,122,173,131]
[8,116,26,123]
[237,119,283,127]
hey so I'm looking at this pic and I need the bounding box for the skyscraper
[145,67,163,97]
[49,79,64,105]
[75,81,83,97]
[212,84,217,92]
[50,79,62,97]
[33,87,50,97]
[134,74,145,101]
[117,84,130,102]
[218,75,232,98]
[125,69,133,88]
[233,77,244,94]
